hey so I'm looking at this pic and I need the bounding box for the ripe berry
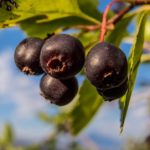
[85,42,128,89]
[14,37,44,75]
[40,74,78,106]
[40,34,85,79]
[97,78,128,101]
[112,2,126,14]
[0,0,17,11]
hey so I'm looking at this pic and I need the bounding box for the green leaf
[38,112,67,127]
[38,112,51,123]
[106,12,137,46]
[106,7,150,47]
[141,54,150,63]
[144,19,150,42]
[120,12,149,132]
[69,79,103,135]
[0,0,100,28]
[3,124,13,145]
[78,0,102,21]
[77,30,99,54]
[20,16,93,38]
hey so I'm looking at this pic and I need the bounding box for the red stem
[100,0,121,42]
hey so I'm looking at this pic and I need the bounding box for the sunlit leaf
[69,79,103,135]
[20,16,93,38]
[3,124,13,145]
[120,12,149,132]
[0,0,100,28]
[106,12,137,46]
[78,0,102,21]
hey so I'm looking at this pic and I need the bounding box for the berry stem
[61,0,150,34]
[100,0,121,42]
[99,0,150,42]
[107,4,133,25]
[108,0,150,25]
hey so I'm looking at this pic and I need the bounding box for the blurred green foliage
[0,122,85,150]
[0,0,150,140]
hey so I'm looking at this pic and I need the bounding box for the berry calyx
[14,37,44,75]
[85,42,128,89]
[40,34,85,79]
[40,74,78,106]
[97,78,128,101]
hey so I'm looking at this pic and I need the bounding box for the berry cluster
[85,42,128,101]
[14,34,128,106]
[0,0,17,11]
[14,34,84,106]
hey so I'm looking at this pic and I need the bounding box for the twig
[75,25,100,31]
[126,0,150,5]
[100,0,150,42]
[73,0,150,33]
[107,4,133,25]
[100,0,121,42]
[108,0,150,25]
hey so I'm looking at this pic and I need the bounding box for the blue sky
[0,24,150,150]
[0,0,150,149]
[0,28,54,142]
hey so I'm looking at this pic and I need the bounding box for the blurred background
[0,0,150,150]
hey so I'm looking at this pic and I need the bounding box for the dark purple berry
[112,2,126,14]
[0,0,17,11]
[40,34,85,79]
[40,74,78,106]
[97,78,128,101]
[85,42,128,89]
[14,37,44,75]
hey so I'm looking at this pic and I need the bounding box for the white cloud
[0,49,53,140]
[85,88,150,145]
[0,48,150,146]
[0,50,45,118]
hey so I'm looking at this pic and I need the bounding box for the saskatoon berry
[14,37,44,75]
[40,34,85,79]
[40,74,78,106]
[111,2,126,14]
[85,42,128,89]
[0,0,17,11]
[97,78,128,101]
